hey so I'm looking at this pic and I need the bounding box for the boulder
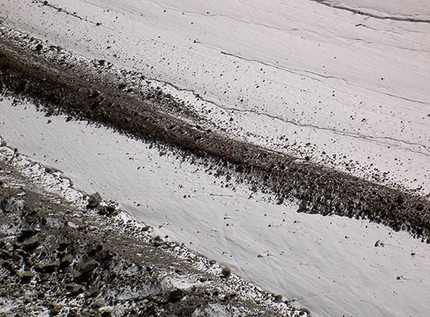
[297,200,308,213]
[87,193,102,208]
[221,267,231,278]
[168,288,184,302]
[67,284,84,295]
[81,259,98,273]
[21,235,41,251]
[60,254,74,267]
[39,261,60,273]
[20,271,35,282]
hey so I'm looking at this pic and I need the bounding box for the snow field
[1,99,430,316]
[1,0,429,193]
[1,0,430,315]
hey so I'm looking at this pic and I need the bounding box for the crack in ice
[310,0,430,23]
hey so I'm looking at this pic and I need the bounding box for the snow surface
[0,140,301,317]
[2,99,430,317]
[1,0,429,194]
[314,0,430,21]
[1,0,430,316]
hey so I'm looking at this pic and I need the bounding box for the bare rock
[49,305,62,316]
[221,267,231,278]
[98,205,116,216]
[21,235,41,251]
[99,309,112,317]
[67,284,84,295]
[81,259,98,273]
[60,254,74,267]
[273,294,283,302]
[153,236,164,247]
[35,44,43,53]
[20,271,35,282]
[374,240,384,247]
[17,230,37,242]
[87,193,102,209]
[168,288,184,302]
[38,261,60,273]
[297,200,308,213]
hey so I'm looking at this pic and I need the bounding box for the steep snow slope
[1,0,429,193]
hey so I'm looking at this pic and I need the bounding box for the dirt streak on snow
[0,0,429,194]
[1,100,430,317]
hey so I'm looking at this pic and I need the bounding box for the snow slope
[1,0,430,316]
[2,99,430,317]
[1,0,429,193]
